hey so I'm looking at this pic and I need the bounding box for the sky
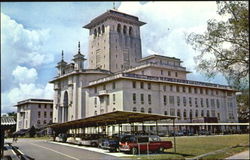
[1,1,229,114]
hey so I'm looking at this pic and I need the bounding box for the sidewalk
[225,150,249,159]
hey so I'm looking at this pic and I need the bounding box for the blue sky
[1,2,228,114]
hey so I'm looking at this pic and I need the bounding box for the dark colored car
[119,135,172,154]
[99,134,128,152]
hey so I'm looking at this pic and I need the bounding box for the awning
[49,111,177,129]
[1,116,16,126]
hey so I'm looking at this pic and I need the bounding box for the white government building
[50,9,240,134]
[15,99,53,131]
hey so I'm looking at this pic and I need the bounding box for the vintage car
[119,135,173,154]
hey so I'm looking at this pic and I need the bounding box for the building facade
[50,9,238,133]
[15,99,53,131]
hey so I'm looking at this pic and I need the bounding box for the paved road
[225,150,249,159]
[6,138,125,160]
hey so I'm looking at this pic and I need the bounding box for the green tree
[186,1,249,90]
[29,126,36,138]
[237,89,249,123]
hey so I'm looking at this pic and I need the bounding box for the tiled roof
[1,116,16,125]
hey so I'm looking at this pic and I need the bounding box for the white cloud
[1,82,54,113]
[12,65,38,83]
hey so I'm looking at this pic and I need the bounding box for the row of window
[38,111,53,118]
[38,104,53,109]
[94,82,116,93]
[37,120,52,125]
[163,96,220,108]
[132,81,151,89]
[94,94,116,107]
[132,93,151,105]
[163,109,220,120]
[93,24,134,37]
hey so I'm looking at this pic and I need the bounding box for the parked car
[99,134,129,152]
[79,134,104,147]
[199,130,211,135]
[55,133,67,142]
[119,135,172,154]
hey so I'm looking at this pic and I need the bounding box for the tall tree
[186,1,249,90]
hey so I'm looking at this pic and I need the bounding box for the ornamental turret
[56,50,67,76]
[72,42,86,71]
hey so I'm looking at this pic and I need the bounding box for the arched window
[37,120,40,125]
[63,91,68,122]
[123,25,127,34]
[98,27,101,35]
[129,26,133,36]
[102,25,105,33]
[195,110,199,117]
[94,29,97,37]
[201,110,204,117]
[207,110,210,117]
[94,110,97,116]
[133,107,137,112]
[43,120,47,124]
[189,109,193,119]
[148,108,152,113]
[141,107,144,113]
[183,109,187,119]
[117,24,121,33]
[113,108,116,111]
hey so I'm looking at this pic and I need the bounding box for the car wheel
[158,147,165,153]
[91,142,97,147]
[131,147,138,155]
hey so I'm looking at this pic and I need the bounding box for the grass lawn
[122,134,249,160]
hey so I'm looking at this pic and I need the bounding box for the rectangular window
[201,98,204,108]
[200,88,203,94]
[94,98,97,107]
[206,98,209,108]
[170,85,173,91]
[211,90,214,96]
[132,81,136,88]
[216,90,219,95]
[112,82,116,89]
[141,94,144,104]
[206,89,209,95]
[189,97,192,107]
[163,85,166,92]
[175,72,178,77]
[169,96,174,105]
[148,94,151,105]
[50,112,53,118]
[38,104,41,109]
[211,99,215,107]
[216,99,220,108]
[183,86,186,93]
[195,98,198,107]
[217,113,220,120]
[148,83,151,90]
[170,108,175,116]
[113,94,116,104]
[183,97,186,106]
[176,86,179,92]
[189,87,192,93]
[164,95,167,105]
[44,112,47,118]
[50,105,53,109]
[168,71,171,76]
[133,93,136,104]
[38,111,41,118]
[177,96,180,106]
[44,104,47,109]
[194,88,197,94]
[94,87,97,94]
[161,70,163,75]
[103,85,106,90]
[140,82,144,89]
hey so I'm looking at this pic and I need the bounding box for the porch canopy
[49,110,177,130]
